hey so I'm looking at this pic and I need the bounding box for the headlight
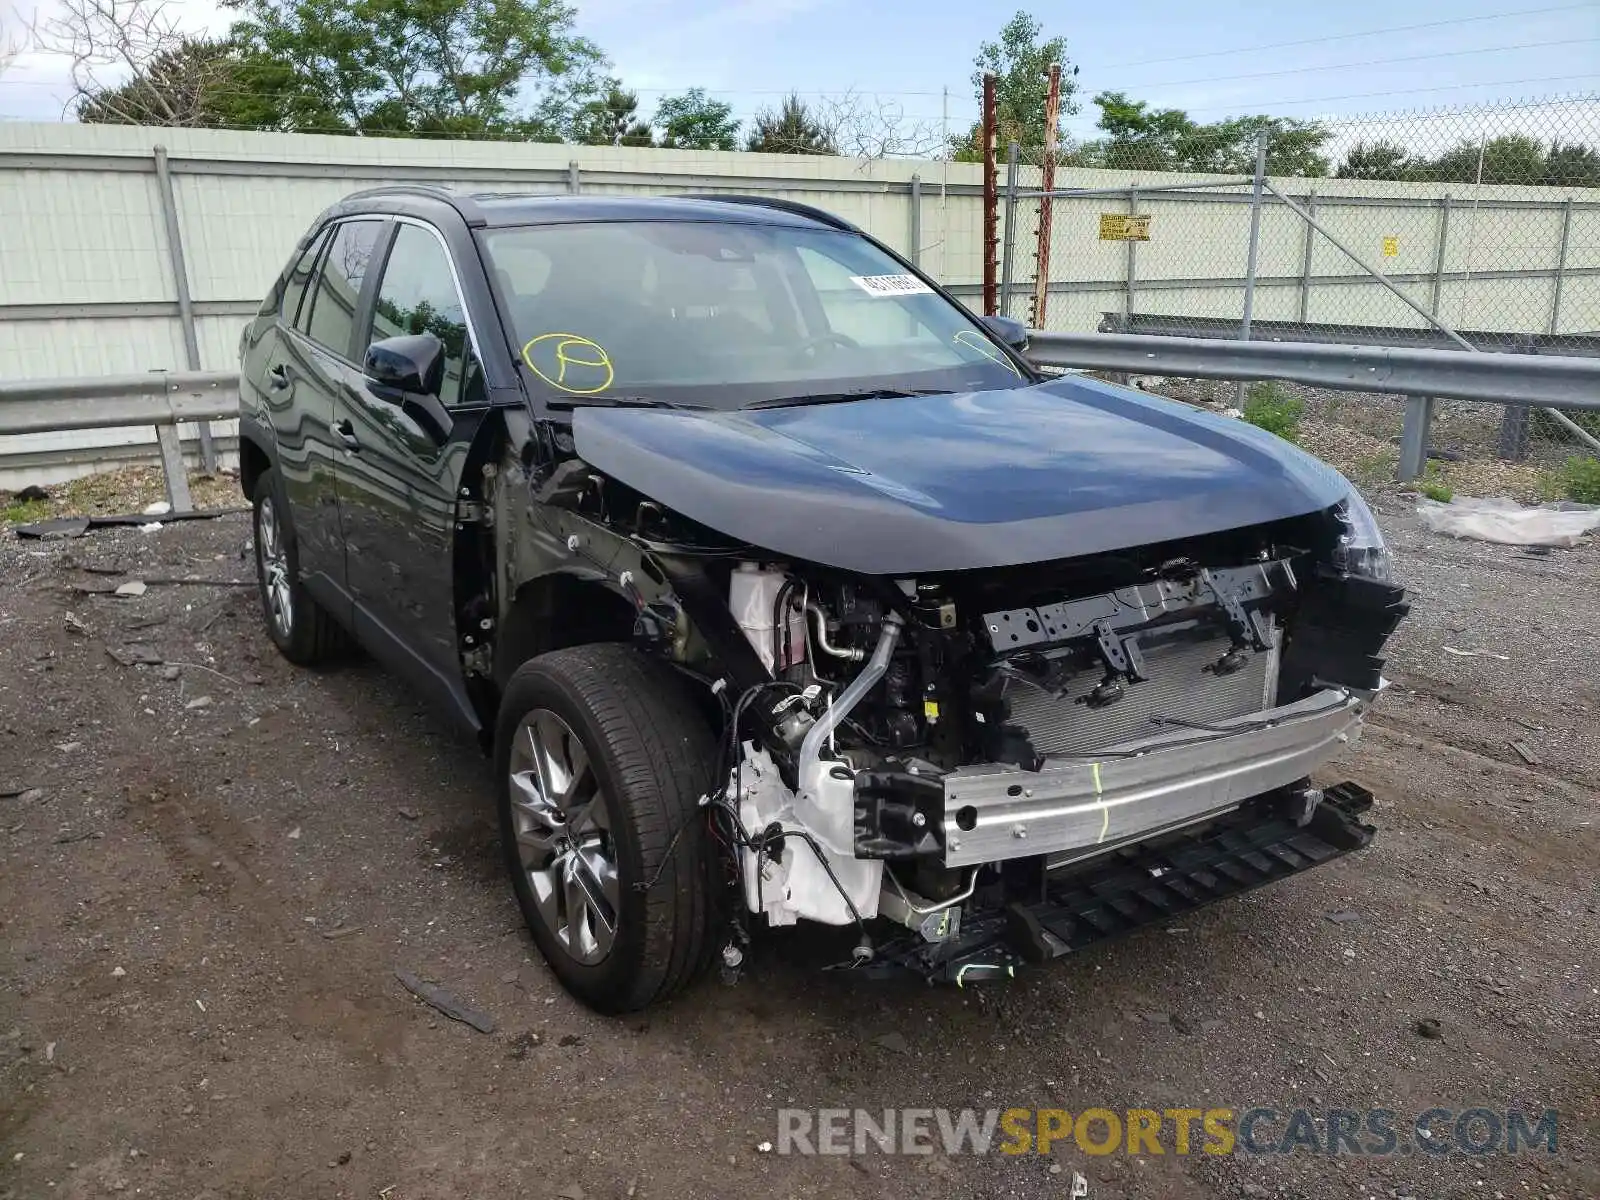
[1331,488,1392,582]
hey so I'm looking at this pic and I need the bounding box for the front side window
[303,219,385,358]
[480,220,1026,408]
[369,223,476,405]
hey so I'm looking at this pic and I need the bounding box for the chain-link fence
[1001,95,1600,474]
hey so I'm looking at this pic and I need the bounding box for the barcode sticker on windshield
[850,273,934,297]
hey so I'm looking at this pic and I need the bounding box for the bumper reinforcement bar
[877,781,1375,984]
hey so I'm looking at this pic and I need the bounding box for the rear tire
[495,644,720,1012]
[251,466,347,665]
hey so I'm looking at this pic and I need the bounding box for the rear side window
[280,232,327,327]
[370,223,474,406]
[303,219,385,358]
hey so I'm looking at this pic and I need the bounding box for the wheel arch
[237,422,276,503]
[493,569,640,691]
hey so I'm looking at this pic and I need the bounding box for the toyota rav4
[239,186,1406,1012]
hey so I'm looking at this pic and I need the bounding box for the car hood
[571,376,1349,575]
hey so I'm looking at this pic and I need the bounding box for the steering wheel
[793,331,860,360]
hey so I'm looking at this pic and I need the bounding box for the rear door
[249,229,333,576]
[337,218,487,706]
[279,218,387,616]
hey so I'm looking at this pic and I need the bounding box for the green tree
[950,11,1078,162]
[224,0,605,137]
[653,88,738,150]
[1544,140,1600,186]
[745,93,836,154]
[1424,134,1547,184]
[1228,115,1330,176]
[1336,139,1417,181]
[574,80,653,146]
[1335,136,1599,187]
[1080,91,1195,170]
[1081,92,1328,176]
[76,38,347,129]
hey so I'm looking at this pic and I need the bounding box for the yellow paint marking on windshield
[521,332,615,394]
[953,330,1022,378]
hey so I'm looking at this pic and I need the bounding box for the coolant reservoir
[730,563,806,673]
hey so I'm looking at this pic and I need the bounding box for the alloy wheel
[508,708,621,966]
[257,494,294,639]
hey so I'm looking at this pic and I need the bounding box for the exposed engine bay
[707,517,1402,951]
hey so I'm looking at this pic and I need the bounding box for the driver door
[337,219,486,709]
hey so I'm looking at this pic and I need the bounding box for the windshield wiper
[545,394,709,411]
[746,387,953,410]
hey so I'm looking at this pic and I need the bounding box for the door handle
[335,418,361,453]
[267,364,291,391]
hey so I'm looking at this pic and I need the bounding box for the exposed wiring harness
[702,677,873,963]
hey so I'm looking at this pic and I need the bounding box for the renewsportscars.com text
[775,1107,1559,1157]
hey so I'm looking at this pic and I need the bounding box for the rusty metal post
[1031,62,1062,328]
[981,72,998,316]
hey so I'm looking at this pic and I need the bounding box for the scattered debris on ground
[1,464,241,527]
[394,970,498,1034]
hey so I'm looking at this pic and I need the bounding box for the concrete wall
[1,121,1595,484]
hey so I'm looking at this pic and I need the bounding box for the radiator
[1002,625,1279,758]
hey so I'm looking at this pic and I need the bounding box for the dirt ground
[2,494,1597,1200]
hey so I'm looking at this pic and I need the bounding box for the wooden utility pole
[1032,62,1062,327]
[981,71,998,316]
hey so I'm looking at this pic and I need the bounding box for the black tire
[251,466,347,665]
[495,644,720,1012]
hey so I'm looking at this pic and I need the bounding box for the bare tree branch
[30,0,221,122]
[813,89,944,160]
[2,3,28,76]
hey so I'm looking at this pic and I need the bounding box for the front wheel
[495,644,720,1012]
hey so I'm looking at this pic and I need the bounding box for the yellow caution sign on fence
[1099,213,1151,241]
[1382,236,1400,257]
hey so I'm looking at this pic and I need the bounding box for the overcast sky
[2,0,1597,136]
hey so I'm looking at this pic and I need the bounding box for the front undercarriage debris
[871,782,1376,983]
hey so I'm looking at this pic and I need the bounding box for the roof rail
[681,194,857,232]
[341,184,488,226]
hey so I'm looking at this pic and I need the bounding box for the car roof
[333,186,858,233]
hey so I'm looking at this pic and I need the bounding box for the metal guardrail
[5,340,1600,510]
[0,371,240,513]
[1099,313,1600,359]
[1098,312,1600,473]
[1025,332,1600,409]
[1025,331,1600,481]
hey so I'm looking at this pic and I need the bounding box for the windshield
[479,219,1029,408]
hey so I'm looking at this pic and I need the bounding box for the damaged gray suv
[238,187,1407,1011]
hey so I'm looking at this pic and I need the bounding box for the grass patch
[1349,450,1397,491]
[1417,462,1453,503]
[1418,477,1453,503]
[1561,456,1600,504]
[1242,382,1304,444]
[2,498,50,525]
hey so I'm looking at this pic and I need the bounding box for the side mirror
[979,314,1030,350]
[365,333,446,397]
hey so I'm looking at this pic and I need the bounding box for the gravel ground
[1,506,1597,1200]
[1,467,242,528]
